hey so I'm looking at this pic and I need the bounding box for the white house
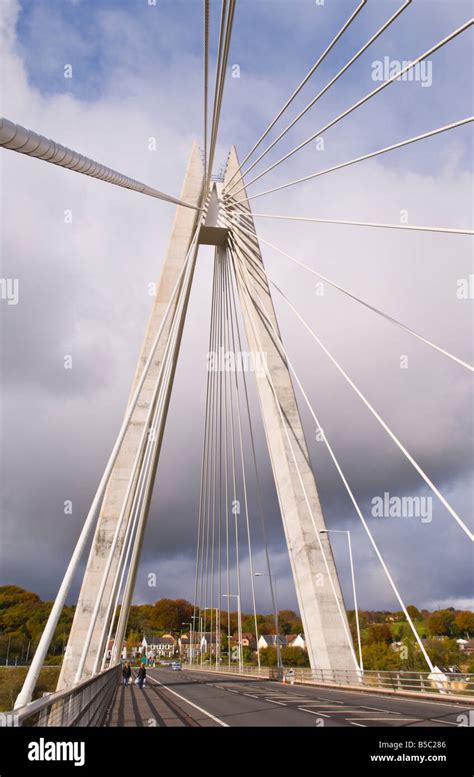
[141,634,177,660]
[257,634,286,650]
[287,634,306,650]
[258,634,306,650]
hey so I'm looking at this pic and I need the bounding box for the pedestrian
[122,662,132,687]
[137,663,147,689]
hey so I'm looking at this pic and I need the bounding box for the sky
[0,0,473,619]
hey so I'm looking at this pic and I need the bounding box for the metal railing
[10,665,120,727]
[186,663,474,697]
[187,662,269,678]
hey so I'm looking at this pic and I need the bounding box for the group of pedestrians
[122,662,147,689]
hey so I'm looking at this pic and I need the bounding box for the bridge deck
[102,666,471,728]
[103,671,219,727]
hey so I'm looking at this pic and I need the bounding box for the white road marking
[349,721,366,728]
[265,696,307,702]
[295,702,346,708]
[313,698,344,705]
[309,690,469,710]
[244,693,260,699]
[359,705,400,714]
[282,699,328,705]
[266,699,286,706]
[148,675,229,727]
[298,708,330,718]
[309,709,371,714]
[430,719,459,726]
[346,717,420,722]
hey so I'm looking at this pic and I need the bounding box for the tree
[280,647,310,667]
[367,624,393,645]
[242,647,254,664]
[278,610,303,635]
[125,630,141,648]
[406,605,421,621]
[150,599,193,632]
[348,610,368,630]
[259,647,277,667]
[423,638,461,667]
[454,611,474,638]
[427,610,455,637]
[362,643,403,671]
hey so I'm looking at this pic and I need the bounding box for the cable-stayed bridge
[1,0,472,728]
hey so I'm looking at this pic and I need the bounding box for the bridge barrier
[10,665,121,727]
[185,663,474,698]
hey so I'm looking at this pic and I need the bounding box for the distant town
[1,585,473,674]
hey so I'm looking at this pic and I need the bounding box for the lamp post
[222,594,242,671]
[202,608,220,667]
[191,614,202,665]
[255,572,282,670]
[320,529,363,672]
[181,623,192,664]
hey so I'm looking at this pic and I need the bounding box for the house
[257,634,287,650]
[257,634,306,650]
[141,634,177,660]
[287,634,306,650]
[178,633,200,660]
[231,632,256,650]
[200,632,220,656]
[457,639,474,654]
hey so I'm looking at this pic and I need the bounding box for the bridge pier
[57,143,205,690]
[224,147,358,673]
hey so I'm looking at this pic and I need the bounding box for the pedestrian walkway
[104,672,203,727]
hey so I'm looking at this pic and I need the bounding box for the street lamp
[320,529,363,672]
[255,572,282,670]
[202,608,220,667]
[191,614,203,666]
[181,623,192,664]
[222,594,242,671]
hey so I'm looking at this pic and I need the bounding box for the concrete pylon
[58,142,356,689]
[57,143,205,689]
[225,147,357,673]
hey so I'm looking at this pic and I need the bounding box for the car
[171,661,182,671]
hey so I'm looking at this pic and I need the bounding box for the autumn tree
[362,642,402,670]
[367,624,393,645]
[427,610,455,637]
[150,598,193,632]
[454,611,474,638]
[423,638,461,667]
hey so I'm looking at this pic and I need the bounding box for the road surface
[104,667,471,727]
